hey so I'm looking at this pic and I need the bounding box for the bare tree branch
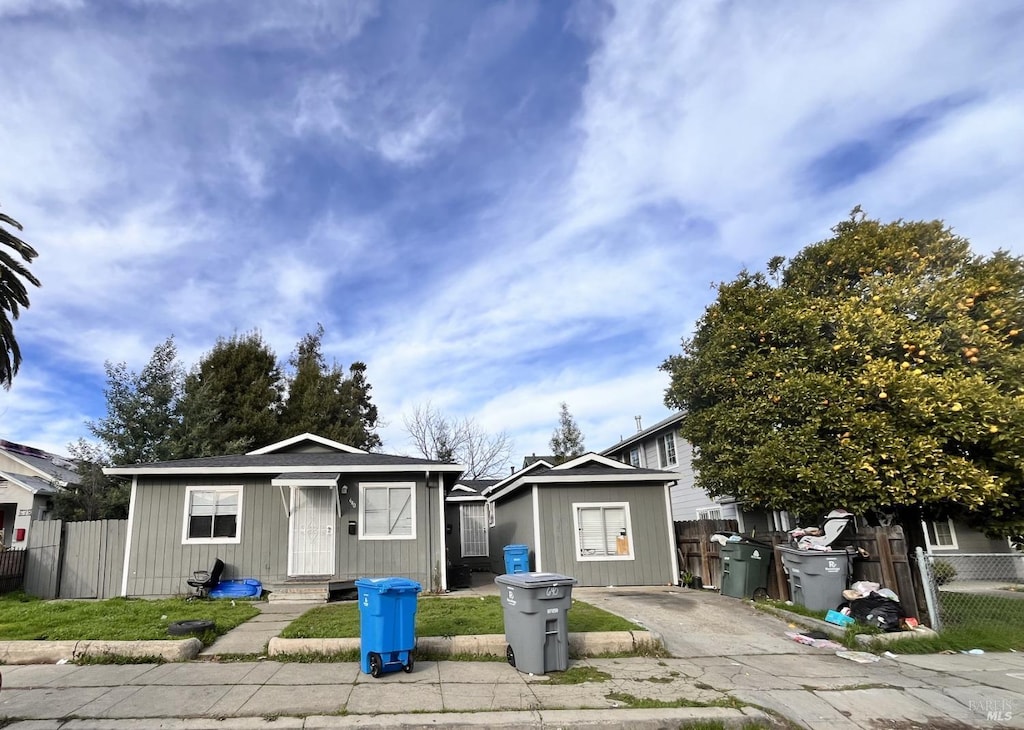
[403,402,514,478]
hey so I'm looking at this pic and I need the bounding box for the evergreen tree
[90,337,183,464]
[662,210,1024,534]
[279,326,381,450]
[54,439,129,520]
[549,402,585,463]
[175,331,284,456]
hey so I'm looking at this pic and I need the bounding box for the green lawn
[280,595,640,639]
[0,592,260,642]
[873,592,1024,654]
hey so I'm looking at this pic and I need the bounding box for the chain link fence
[916,549,1024,633]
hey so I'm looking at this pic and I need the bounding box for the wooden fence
[675,521,922,618]
[0,548,26,593]
[23,519,127,600]
[675,519,739,588]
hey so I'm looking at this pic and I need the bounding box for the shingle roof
[106,451,461,475]
[0,440,79,484]
[0,471,60,495]
[600,412,684,455]
[451,479,498,495]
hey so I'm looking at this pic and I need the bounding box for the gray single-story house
[104,433,463,598]
[482,453,680,587]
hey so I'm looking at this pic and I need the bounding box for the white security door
[288,487,336,576]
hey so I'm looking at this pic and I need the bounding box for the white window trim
[572,501,635,562]
[181,485,243,545]
[696,507,723,521]
[628,446,642,468]
[486,501,496,528]
[359,482,417,541]
[659,433,678,468]
[460,503,489,558]
[925,518,959,551]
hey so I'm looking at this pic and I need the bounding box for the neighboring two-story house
[601,413,738,522]
[0,440,77,549]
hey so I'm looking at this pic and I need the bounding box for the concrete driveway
[573,585,816,657]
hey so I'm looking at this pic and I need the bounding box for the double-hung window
[360,482,416,539]
[573,502,634,561]
[460,503,489,557]
[926,518,958,550]
[183,486,242,544]
[658,432,678,467]
[628,447,642,467]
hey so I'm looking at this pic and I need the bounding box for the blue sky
[2,0,1023,463]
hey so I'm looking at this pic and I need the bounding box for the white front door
[288,487,336,576]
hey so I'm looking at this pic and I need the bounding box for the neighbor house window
[658,433,677,467]
[182,486,242,544]
[573,502,634,561]
[926,519,958,550]
[696,507,722,521]
[360,482,415,539]
[460,504,489,557]
[628,447,642,467]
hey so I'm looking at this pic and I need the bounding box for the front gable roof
[488,452,678,502]
[247,433,367,455]
[481,458,554,497]
[0,471,60,496]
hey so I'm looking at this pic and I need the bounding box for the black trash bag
[845,592,906,632]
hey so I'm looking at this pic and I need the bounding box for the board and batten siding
[538,483,673,587]
[489,490,534,574]
[125,473,440,596]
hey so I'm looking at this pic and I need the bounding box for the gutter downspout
[532,484,542,572]
[120,476,137,597]
[665,480,680,585]
[432,470,447,592]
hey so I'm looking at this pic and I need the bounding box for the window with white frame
[360,482,415,539]
[696,507,722,521]
[926,518,958,550]
[486,501,496,528]
[460,503,489,557]
[573,502,634,561]
[183,486,242,544]
[657,433,677,467]
[628,447,641,467]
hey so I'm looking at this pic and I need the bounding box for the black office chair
[186,558,224,600]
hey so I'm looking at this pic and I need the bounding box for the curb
[268,631,658,658]
[0,638,202,664]
[762,605,938,645]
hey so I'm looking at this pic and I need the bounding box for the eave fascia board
[0,471,44,494]
[480,459,553,496]
[104,463,466,476]
[271,476,339,487]
[445,495,486,503]
[488,473,678,502]
[553,452,631,470]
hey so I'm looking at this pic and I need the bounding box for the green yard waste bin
[719,540,772,599]
[495,571,577,675]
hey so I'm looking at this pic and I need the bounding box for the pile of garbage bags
[834,580,910,632]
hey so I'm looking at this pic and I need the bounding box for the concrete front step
[265,583,330,602]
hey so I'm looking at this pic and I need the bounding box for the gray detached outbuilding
[482,454,680,587]
[104,434,463,598]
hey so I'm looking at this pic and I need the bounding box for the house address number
[17,509,31,516]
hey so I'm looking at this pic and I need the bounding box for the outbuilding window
[360,482,416,539]
[573,502,634,561]
[182,486,242,544]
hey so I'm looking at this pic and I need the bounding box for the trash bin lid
[503,544,529,552]
[495,571,577,588]
[354,577,422,592]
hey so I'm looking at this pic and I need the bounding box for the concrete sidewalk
[2,650,1024,728]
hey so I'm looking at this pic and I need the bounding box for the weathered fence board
[675,519,739,587]
[0,548,26,593]
[23,520,127,600]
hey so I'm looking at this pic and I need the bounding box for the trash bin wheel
[752,587,769,602]
[369,652,383,678]
[505,644,515,668]
[403,655,414,673]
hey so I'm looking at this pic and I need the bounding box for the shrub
[932,559,958,586]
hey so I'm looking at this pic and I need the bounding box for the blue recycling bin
[503,544,530,574]
[354,577,421,677]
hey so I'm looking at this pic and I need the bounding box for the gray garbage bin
[778,546,854,611]
[495,571,577,675]
[720,540,772,599]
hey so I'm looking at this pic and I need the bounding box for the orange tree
[661,210,1024,535]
